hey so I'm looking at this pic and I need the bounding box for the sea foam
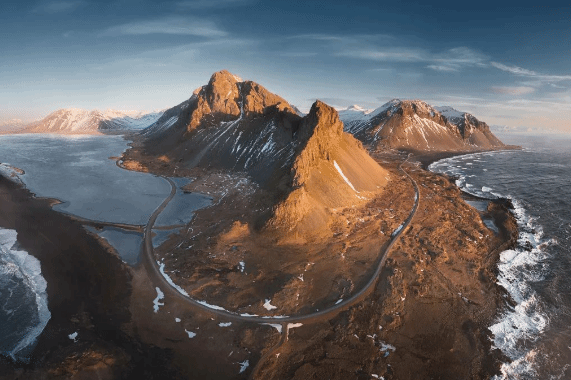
[0,228,50,361]
[429,153,551,379]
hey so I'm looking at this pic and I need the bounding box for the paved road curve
[141,156,420,325]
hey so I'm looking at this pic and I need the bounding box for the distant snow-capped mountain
[20,108,164,135]
[0,119,26,133]
[339,99,504,152]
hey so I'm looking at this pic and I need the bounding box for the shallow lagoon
[0,134,170,225]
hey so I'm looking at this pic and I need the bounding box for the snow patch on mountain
[21,108,164,135]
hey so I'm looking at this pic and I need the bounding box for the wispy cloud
[88,38,254,71]
[427,65,459,72]
[175,0,253,9]
[491,86,536,95]
[341,48,426,62]
[279,52,318,58]
[491,61,571,82]
[292,33,397,42]
[33,1,85,13]
[295,34,487,73]
[101,16,227,38]
[429,47,488,71]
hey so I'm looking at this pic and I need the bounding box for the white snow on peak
[218,322,232,327]
[435,106,466,120]
[337,106,370,122]
[68,332,78,342]
[26,108,164,134]
[368,99,402,118]
[185,329,197,338]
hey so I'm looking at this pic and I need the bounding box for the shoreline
[415,148,520,377]
[122,143,520,378]
[411,145,521,170]
[0,143,520,379]
[0,176,177,379]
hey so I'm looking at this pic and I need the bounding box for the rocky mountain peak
[299,100,343,141]
[292,100,344,186]
[198,70,242,118]
[241,81,295,116]
[186,70,295,131]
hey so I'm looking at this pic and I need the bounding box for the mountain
[340,99,504,152]
[125,70,388,233]
[0,119,26,134]
[19,108,163,135]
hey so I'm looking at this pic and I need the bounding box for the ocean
[0,228,50,361]
[429,133,571,379]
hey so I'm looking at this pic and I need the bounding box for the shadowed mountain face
[134,70,388,232]
[340,99,504,152]
[19,109,163,135]
[140,70,302,187]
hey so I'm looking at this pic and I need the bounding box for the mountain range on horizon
[7,108,164,135]
[6,72,507,153]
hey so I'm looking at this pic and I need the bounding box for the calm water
[0,134,171,225]
[430,133,571,379]
[0,134,210,361]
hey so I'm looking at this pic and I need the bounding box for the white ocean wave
[0,228,50,361]
[429,154,551,379]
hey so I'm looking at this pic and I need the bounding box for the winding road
[141,156,419,376]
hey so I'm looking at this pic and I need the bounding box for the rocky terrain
[1,70,518,380]
[340,99,505,153]
[16,108,163,135]
[123,70,389,236]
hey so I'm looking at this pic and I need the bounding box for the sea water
[0,134,171,225]
[0,134,211,360]
[429,133,571,379]
[0,229,50,362]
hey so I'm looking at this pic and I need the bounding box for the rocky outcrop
[341,99,505,152]
[291,101,344,186]
[268,101,388,235]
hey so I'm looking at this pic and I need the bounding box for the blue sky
[1,0,570,131]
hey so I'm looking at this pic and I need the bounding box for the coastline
[121,142,520,378]
[411,145,521,170]
[415,148,520,377]
[0,176,177,379]
[0,144,519,379]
